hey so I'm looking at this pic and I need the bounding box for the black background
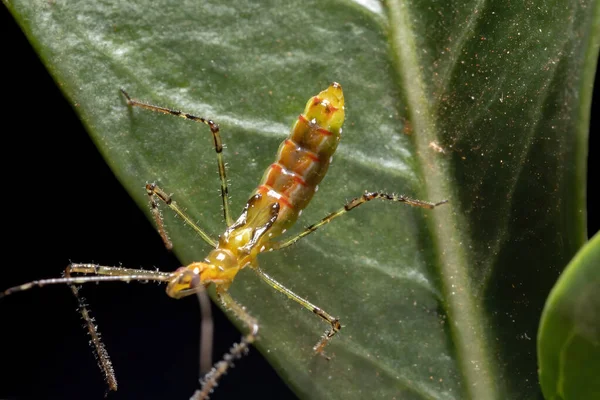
[1,5,598,400]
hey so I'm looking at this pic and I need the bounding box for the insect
[2,82,447,398]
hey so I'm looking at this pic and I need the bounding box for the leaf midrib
[386,1,499,399]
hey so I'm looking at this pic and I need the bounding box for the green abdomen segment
[253,83,345,231]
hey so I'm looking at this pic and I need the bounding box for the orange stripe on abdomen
[255,86,344,214]
[257,184,293,209]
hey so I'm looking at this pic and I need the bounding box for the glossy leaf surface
[4,0,598,399]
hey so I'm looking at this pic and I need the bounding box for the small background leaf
[1,1,598,400]
[538,232,600,400]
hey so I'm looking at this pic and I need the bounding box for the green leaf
[4,0,598,399]
[538,233,600,400]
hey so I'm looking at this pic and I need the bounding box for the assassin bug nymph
[2,83,447,398]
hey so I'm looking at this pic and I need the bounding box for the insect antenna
[1,265,174,393]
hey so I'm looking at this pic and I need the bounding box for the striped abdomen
[252,82,345,235]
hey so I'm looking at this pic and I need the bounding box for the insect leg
[121,89,233,226]
[253,267,341,359]
[192,287,258,400]
[146,183,217,248]
[1,264,173,394]
[63,264,118,393]
[66,265,173,394]
[271,191,448,250]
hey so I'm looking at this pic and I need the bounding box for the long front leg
[65,264,118,393]
[64,265,174,393]
[271,191,447,250]
[2,264,174,394]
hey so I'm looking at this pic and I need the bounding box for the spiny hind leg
[145,183,217,248]
[192,287,258,400]
[121,89,233,226]
[63,264,118,393]
[4,264,175,393]
[64,264,174,393]
[254,267,340,359]
[271,191,448,250]
[2,264,174,393]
